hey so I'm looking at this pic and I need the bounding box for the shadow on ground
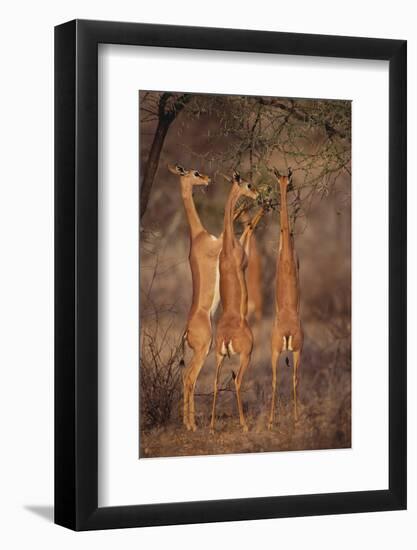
[24,505,54,523]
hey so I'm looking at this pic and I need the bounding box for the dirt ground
[140,315,351,458]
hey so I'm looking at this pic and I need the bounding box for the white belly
[210,259,220,317]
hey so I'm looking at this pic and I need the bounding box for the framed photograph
[55,19,406,530]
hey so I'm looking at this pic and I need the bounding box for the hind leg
[292,349,301,421]
[210,353,225,434]
[183,315,212,431]
[187,343,210,431]
[268,348,281,429]
[235,352,251,432]
[182,365,194,431]
[182,362,191,429]
[183,345,209,431]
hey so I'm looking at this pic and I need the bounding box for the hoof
[242,424,249,433]
[267,422,273,431]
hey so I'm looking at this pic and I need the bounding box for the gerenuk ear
[273,167,281,179]
[287,167,294,191]
[232,170,241,184]
[168,163,187,176]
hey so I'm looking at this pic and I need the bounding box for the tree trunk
[140,116,171,220]
[140,93,192,220]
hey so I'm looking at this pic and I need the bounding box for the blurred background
[139,91,351,458]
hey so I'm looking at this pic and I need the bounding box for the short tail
[180,330,188,363]
[226,341,231,359]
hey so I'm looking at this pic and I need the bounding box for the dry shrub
[140,328,183,430]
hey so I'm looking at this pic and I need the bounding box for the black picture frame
[55,19,407,531]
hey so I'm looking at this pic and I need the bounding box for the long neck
[221,184,248,320]
[240,207,263,256]
[180,179,205,237]
[223,184,240,253]
[279,182,292,254]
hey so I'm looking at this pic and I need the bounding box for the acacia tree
[139,91,351,224]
